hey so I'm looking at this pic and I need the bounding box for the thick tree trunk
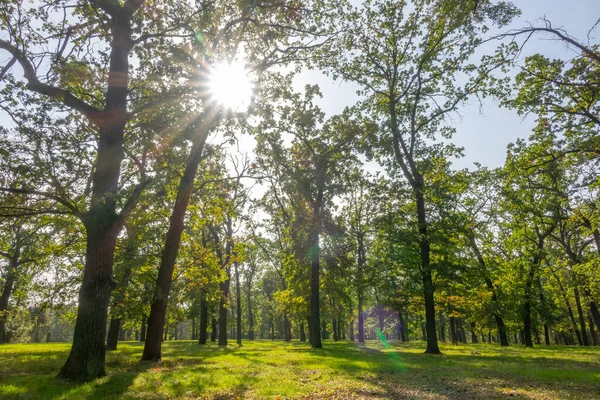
[142,110,214,361]
[58,219,120,381]
[199,298,208,345]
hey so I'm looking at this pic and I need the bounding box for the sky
[291,0,600,170]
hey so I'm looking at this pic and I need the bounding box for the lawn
[0,340,599,399]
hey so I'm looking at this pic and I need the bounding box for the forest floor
[0,339,598,399]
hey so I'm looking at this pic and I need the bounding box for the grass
[0,339,599,399]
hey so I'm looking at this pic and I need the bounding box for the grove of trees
[0,0,598,382]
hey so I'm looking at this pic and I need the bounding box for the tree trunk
[270,317,275,340]
[218,278,231,347]
[416,191,440,354]
[349,320,355,341]
[357,236,366,343]
[470,322,478,343]
[247,284,254,341]
[332,317,339,341]
[211,316,217,342]
[106,318,121,351]
[0,255,17,344]
[523,264,536,347]
[234,263,242,346]
[438,312,446,342]
[449,317,458,345]
[589,315,599,346]
[142,111,214,361]
[585,289,600,334]
[309,206,322,349]
[58,219,120,381]
[199,298,208,345]
[140,315,147,342]
[283,314,291,342]
[398,313,406,342]
[300,320,306,342]
[574,286,590,346]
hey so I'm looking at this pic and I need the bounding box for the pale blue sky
[293,0,600,170]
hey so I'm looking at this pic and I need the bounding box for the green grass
[0,340,599,399]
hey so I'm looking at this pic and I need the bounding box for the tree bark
[58,218,121,381]
[416,190,440,354]
[309,202,322,349]
[449,316,458,345]
[523,259,538,348]
[234,263,242,345]
[140,315,147,342]
[218,286,230,347]
[198,297,208,345]
[106,318,121,351]
[211,316,217,342]
[300,320,306,342]
[470,322,478,343]
[0,255,17,344]
[574,286,590,346]
[357,235,366,343]
[398,313,406,342]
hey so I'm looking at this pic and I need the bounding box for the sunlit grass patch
[0,340,598,399]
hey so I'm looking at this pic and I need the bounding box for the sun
[208,61,254,112]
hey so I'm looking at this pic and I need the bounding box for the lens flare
[208,61,253,112]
